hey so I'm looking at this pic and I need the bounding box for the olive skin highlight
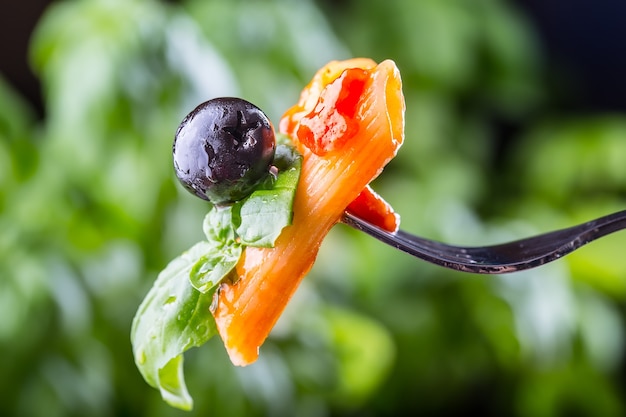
[173,98,276,205]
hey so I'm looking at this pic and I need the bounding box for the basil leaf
[190,207,242,293]
[273,135,302,171]
[132,138,302,410]
[235,190,293,247]
[131,241,217,411]
[190,245,241,293]
[202,205,238,244]
[235,143,302,247]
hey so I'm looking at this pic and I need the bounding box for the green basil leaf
[132,138,302,410]
[202,205,238,244]
[131,241,217,411]
[190,206,242,293]
[235,189,293,247]
[235,143,302,247]
[273,134,302,171]
[190,244,241,293]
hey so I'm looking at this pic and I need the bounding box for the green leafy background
[2,0,626,416]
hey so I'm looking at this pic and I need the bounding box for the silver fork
[341,210,626,274]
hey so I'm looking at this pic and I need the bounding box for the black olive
[173,97,276,205]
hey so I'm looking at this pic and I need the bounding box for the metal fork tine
[341,210,626,274]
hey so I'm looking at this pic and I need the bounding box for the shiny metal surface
[342,210,626,274]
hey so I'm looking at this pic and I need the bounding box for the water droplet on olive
[173,97,276,205]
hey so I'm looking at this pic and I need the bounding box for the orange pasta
[212,59,405,366]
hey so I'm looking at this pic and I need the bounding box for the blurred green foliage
[1,0,626,416]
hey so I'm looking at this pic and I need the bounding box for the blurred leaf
[478,0,543,115]
[0,75,38,198]
[324,307,395,407]
[517,363,625,417]
[185,0,349,120]
[515,117,626,204]
[0,75,34,140]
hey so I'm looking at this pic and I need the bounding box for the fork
[341,210,626,274]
